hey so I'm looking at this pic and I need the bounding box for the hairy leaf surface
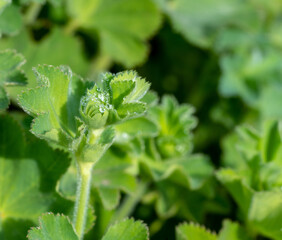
[101,218,149,240]
[0,49,26,109]
[27,213,78,240]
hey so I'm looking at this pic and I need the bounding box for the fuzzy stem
[111,180,148,223]
[74,159,94,240]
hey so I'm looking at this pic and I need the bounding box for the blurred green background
[2,0,282,239]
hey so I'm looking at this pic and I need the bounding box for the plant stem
[111,180,148,223]
[74,160,94,240]
[24,2,42,25]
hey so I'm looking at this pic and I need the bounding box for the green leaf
[0,28,89,99]
[18,65,90,148]
[156,0,249,48]
[92,148,136,193]
[140,154,213,192]
[176,222,217,240]
[216,169,254,215]
[0,115,49,220]
[259,84,282,119]
[221,132,248,171]
[176,220,249,240]
[101,218,149,240]
[0,49,26,109]
[115,117,158,142]
[221,121,282,191]
[0,87,8,109]
[0,219,34,240]
[248,191,282,240]
[148,95,197,158]
[27,213,78,240]
[261,120,282,163]
[67,0,161,67]
[0,0,10,13]
[0,4,22,36]
[0,114,70,224]
[218,220,250,240]
[97,187,120,210]
[84,205,96,234]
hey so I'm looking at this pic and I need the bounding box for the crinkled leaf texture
[176,220,249,240]
[18,66,149,165]
[28,216,148,240]
[176,222,216,240]
[0,28,89,91]
[102,218,149,240]
[18,64,91,149]
[147,95,197,158]
[80,71,150,129]
[27,213,78,240]
[218,120,282,239]
[0,114,71,238]
[109,94,216,219]
[67,0,161,67]
[0,49,26,109]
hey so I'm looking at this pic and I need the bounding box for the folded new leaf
[80,71,150,129]
[148,95,197,158]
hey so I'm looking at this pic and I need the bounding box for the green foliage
[27,213,78,240]
[18,65,89,149]
[104,95,218,222]
[0,28,88,99]
[2,0,282,239]
[0,114,71,238]
[218,120,282,239]
[176,223,217,240]
[67,0,161,67]
[0,49,26,109]
[176,220,249,240]
[80,71,150,129]
[148,95,197,158]
[0,4,22,36]
[28,215,149,240]
[0,0,10,13]
[155,0,248,49]
[102,218,149,240]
